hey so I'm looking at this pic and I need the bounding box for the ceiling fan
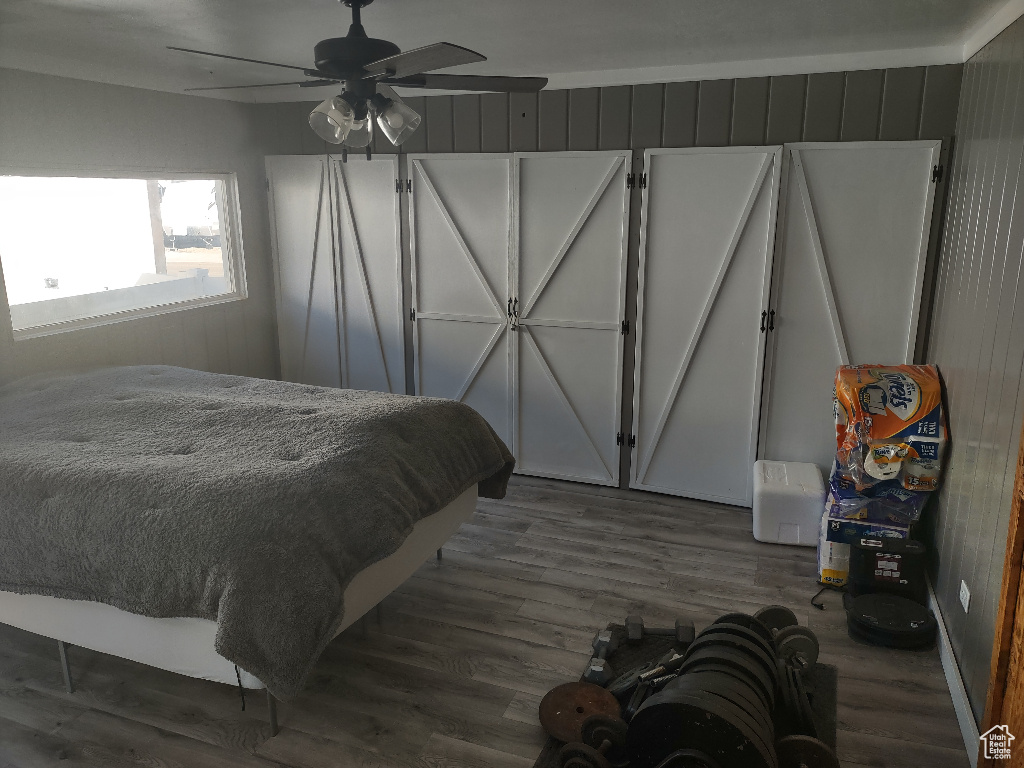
[170,0,548,156]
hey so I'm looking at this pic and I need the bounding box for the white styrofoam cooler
[752,460,825,546]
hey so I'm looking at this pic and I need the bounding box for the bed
[0,365,514,730]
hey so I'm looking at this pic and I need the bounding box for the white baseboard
[928,579,980,767]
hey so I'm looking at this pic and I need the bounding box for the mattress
[0,484,477,689]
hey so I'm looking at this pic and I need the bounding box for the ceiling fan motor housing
[314,36,400,80]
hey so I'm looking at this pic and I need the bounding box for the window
[0,173,246,337]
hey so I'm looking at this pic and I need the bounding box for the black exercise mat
[531,623,838,768]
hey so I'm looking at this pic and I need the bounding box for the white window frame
[0,168,248,340]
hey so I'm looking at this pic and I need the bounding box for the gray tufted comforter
[0,365,514,700]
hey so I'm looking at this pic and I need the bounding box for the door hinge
[626,173,635,189]
[409,308,416,321]
[406,179,412,193]
[621,319,630,335]
[628,434,636,448]
[932,165,943,183]
[639,173,647,190]
[616,432,624,446]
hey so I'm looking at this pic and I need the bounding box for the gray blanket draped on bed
[0,365,514,700]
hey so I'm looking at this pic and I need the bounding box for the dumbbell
[625,615,695,647]
[558,714,628,768]
[583,630,618,687]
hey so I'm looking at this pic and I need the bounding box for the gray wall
[0,68,279,384]
[259,66,963,156]
[926,15,1024,724]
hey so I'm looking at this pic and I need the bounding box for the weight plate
[667,671,770,745]
[685,632,778,684]
[775,626,820,669]
[539,682,621,743]
[681,661,773,711]
[654,749,722,768]
[671,681,776,755]
[680,647,775,712]
[698,623,777,662]
[629,688,778,768]
[714,613,777,652]
[559,741,611,768]
[773,660,796,738]
[753,605,799,634]
[607,660,657,698]
[669,687,777,766]
[580,714,629,768]
[668,671,774,737]
[775,735,840,768]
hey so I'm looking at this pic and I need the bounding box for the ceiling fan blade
[363,42,485,79]
[384,73,548,93]
[168,46,310,72]
[184,79,338,92]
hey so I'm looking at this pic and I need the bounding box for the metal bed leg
[436,547,442,561]
[57,640,73,694]
[267,690,279,736]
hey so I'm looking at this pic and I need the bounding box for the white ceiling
[0,0,1020,103]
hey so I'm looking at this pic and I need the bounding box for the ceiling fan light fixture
[308,95,356,144]
[374,96,421,146]
[343,117,374,148]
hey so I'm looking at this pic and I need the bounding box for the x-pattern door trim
[521,326,614,481]
[408,156,511,410]
[635,152,774,485]
[299,159,328,379]
[520,159,622,317]
[512,151,629,485]
[790,149,850,366]
[413,160,505,318]
[331,159,394,392]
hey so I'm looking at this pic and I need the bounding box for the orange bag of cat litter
[834,365,947,492]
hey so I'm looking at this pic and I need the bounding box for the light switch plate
[960,580,971,613]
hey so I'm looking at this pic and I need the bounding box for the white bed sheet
[0,485,477,689]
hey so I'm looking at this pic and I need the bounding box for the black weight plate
[714,613,777,653]
[698,623,777,662]
[670,687,777,766]
[669,679,775,752]
[681,661,773,712]
[607,660,657,698]
[682,648,775,710]
[753,605,798,634]
[667,675,770,737]
[685,632,778,685]
[668,671,774,738]
[654,750,722,768]
[775,735,839,768]
[631,688,777,768]
[680,647,775,711]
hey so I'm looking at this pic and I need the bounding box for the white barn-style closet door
[631,147,782,505]
[409,154,513,447]
[267,155,404,392]
[759,141,941,473]
[513,151,630,485]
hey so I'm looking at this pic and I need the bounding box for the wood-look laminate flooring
[0,478,970,767]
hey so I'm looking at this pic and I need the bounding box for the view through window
[0,174,243,334]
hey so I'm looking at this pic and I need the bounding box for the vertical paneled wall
[926,15,1024,724]
[0,68,279,385]
[260,65,962,156]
